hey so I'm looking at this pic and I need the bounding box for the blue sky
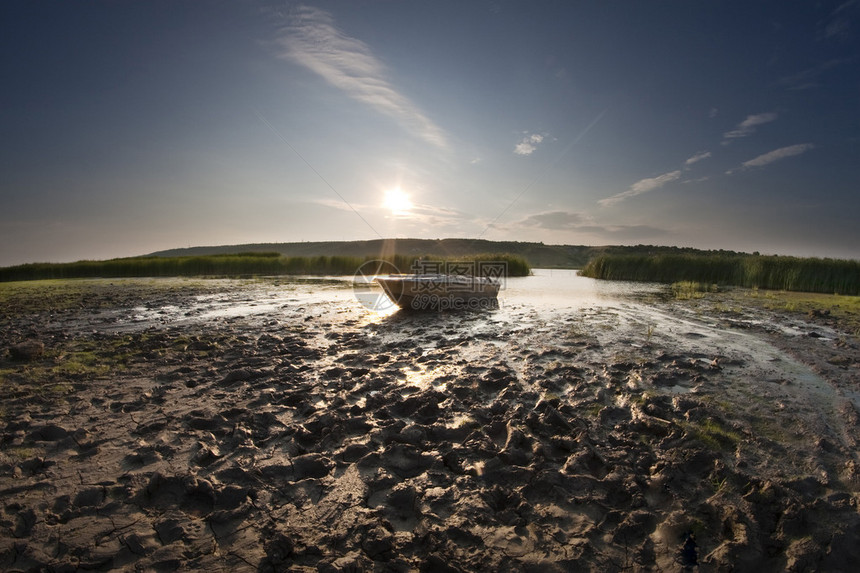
[2,1,859,266]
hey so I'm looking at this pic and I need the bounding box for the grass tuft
[672,281,718,300]
[685,418,743,452]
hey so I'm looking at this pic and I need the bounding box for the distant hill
[148,239,749,269]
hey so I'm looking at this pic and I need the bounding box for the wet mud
[1,278,858,571]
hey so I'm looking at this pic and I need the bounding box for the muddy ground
[0,278,858,571]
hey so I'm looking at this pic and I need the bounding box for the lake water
[107,270,666,329]
[500,268,663,310]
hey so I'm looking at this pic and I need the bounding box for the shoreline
[1,278,858,570]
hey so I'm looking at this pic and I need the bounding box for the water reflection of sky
[93,271,664,333]
[501,269,663,312]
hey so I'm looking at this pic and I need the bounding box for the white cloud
[277,5,447,149]
[683,176,710,184]
[780,58,850,91]
[519,211,589,230]
[685,151,712,165]
[723,112,778,139]
[739,143,815,169]
[313,197,363,212]
[823,0,858,40]
[578,224,671,240]
[599,170,682,207]
[514,133,544,156]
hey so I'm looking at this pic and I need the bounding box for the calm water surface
[500,269,663,310]
[83,271,664,332]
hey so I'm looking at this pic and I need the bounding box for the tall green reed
[580,253,860,295]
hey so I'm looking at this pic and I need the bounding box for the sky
[2,0,859,266]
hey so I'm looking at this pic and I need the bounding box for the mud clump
[1,278,858,570]
[8,340,44,361]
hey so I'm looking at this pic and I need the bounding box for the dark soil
[1,278,858,571]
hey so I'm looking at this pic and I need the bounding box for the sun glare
[383,188,413,215]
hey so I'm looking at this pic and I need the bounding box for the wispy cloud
[578,224,670,240]
[685,151,712,165]
[514,133,544,156]
[727,143,815,174]
[519,210,589,230]
[312,197,369,213]
[276,5,447,148]
[823,0,858,41]
[779,58,852,91]
[683,176,710,184]
[497,210,670,241]
[723,112,778,140]
[512,214,669,240]
[743,143,815,167]
[408,204,475,227]
[599,170,682,207]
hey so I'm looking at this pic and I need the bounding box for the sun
[383,188,413,215]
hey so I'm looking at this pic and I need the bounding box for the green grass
[684,418,744,452]
[731,289,860,337]
[0,252,532,282]
[0,278,215,315]
[587,403,605,417]
[3,446,40,460]
[580,253,860,295]
[52,350,110,377]
[672,281,718,300]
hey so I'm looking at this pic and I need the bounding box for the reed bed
[580,253,860,295]
[0,252,531,282]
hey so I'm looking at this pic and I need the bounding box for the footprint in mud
[678,531,698,570]
[185,409,230,433]
[122,445,164,470]
[135,471,252,521]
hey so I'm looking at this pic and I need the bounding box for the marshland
[1,253,858,571]
[0,252,532,283]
